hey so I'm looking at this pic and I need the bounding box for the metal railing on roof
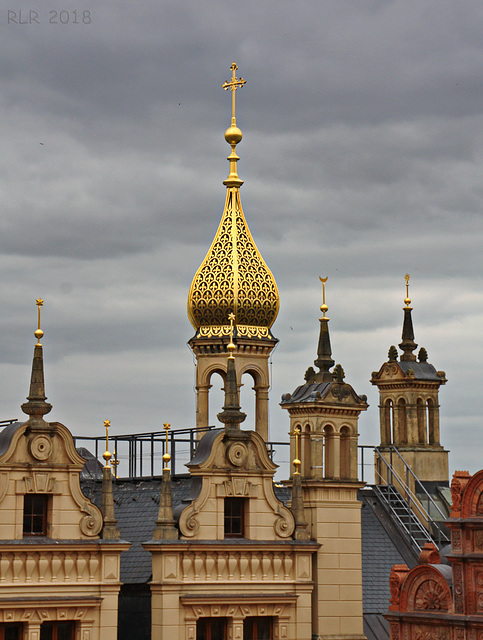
[74,426,290,480]
[73,424,378,483]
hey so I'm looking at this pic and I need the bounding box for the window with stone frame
[243,616,273,640]
[0,623,22,640]
[23,493,49,536]
[224,497,245,538]
[39,622,75,640]
[196,617,227,640]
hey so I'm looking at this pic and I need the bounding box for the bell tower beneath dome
[187,63,279,440]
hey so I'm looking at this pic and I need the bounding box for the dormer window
[23,494,48,536]
[224,497,245,538]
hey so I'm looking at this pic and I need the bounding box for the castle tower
[370,276,448,485]
[281,279,368,640]
[187,63,279,440]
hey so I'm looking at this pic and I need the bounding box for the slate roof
[280,382,332,405]
[397,361,443,382]
[0,421,23,456]
[360,486,422,640]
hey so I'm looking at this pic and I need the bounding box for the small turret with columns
[371,276,448,485]
[281,277,368,481]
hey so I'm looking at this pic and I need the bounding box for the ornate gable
[0,420,102,539]
[178,429,294,540]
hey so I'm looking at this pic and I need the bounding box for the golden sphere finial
[103,419,112,469]
[163,422,171,470]
[404,274,411,308]
[35,298,44,345]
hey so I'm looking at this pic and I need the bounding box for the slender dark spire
[21,298,52,423]
[100,420,120,540]
[399,275,417,362]
[217,313,246,430]
[311,277,335,382]
[153,423,178,540]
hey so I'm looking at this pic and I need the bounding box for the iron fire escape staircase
[372,446,450,552]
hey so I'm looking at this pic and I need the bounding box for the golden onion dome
[187,62,279,340]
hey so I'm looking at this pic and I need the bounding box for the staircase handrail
[374,447,449,545]
[375,446,447,520]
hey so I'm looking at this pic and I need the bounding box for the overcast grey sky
[1,0,482,478]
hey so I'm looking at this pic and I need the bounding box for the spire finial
[319,276,329,320]
[163,422,171,470]
[35,298,44,345]
[223,62,245,187]
[21,298,52,422]
[399,275,417,361]
[222,61,246,127]
[100,418,120,539]
[103,419,112,469]
[311,276,335,382]
[228,312,236,359]
[404,274,411,308]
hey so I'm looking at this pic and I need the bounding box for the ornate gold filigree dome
[187,63,279,340]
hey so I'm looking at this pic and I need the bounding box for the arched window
[240,371,256,429]
[384,399,393,444]
[417,398,426,444]
[323,425,334,479]
[208,371,226,427]
[427,398,436,444]
[303,424,311,477]
[398,398,407,444]
[340,426,351,479]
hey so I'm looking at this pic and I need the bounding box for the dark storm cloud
[1,0,483,475]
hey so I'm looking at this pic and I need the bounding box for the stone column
[196,384,211,432]
[254,385,269,441]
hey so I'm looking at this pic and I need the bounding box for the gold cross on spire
[222,62,246,124]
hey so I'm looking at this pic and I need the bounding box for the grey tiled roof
[397,361,442,381]
[360,488,416,615]
[82,476,193,583]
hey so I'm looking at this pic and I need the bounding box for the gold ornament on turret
[103,419,112,470]
[187,61,279,340]
[293,425,301,475]
[163,422,171,470]
[404,274,411,308]
[35,298,44,345]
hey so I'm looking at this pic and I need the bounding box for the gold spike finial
[103,419,112,469]
[163,422,171,470]
[319,276,329,320]
[293,425,301,475]
[222,61,246,126]
[404,274,411,308]
[35,298,44,345]
[227,312,236,359]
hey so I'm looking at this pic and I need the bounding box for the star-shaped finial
[404,274,411,308]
